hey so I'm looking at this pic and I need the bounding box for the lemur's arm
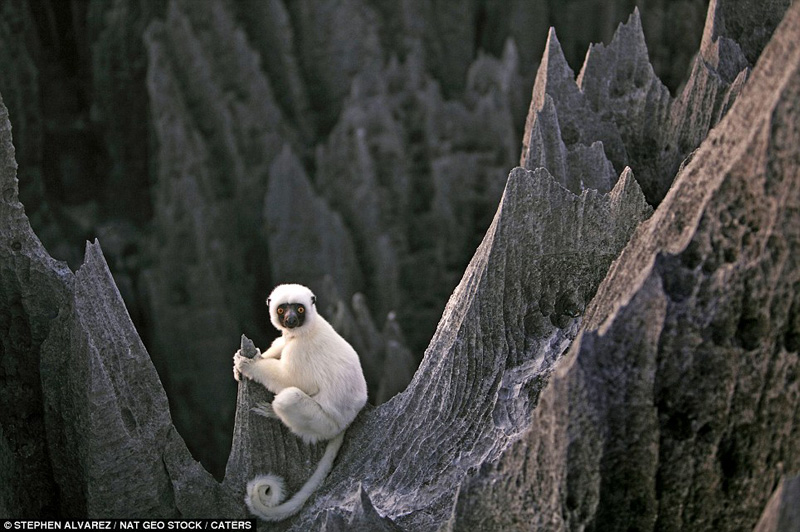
[234,352,293,393]
[262,336,285,359]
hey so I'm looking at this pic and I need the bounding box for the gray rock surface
[0,95,236,518]
[754,475,800,532]
[522,0,792,205]
[521,27,629,184]
[454,4,800,529]
[314,39,521,346]
[285,165,652,530]
[312,278,417,406]
[0,93,68,518]
[0,0,42,214]
[41,240,239,517]
[264,145,363,299]
[87,0,165,223]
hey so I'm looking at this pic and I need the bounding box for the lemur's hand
[233,350,252,382]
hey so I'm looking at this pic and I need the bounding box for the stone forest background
[0,0,718,477]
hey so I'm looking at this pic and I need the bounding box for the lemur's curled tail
[245,432,345,521]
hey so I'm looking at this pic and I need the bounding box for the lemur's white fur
[233,284,367,521]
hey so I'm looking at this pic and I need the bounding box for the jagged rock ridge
[0,95,237,518]
[0,93,68,518]
[454,3,800,529]
[521,0,792,205]
[287,165,651,529]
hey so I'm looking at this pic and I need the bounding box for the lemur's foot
[251,401,279,419]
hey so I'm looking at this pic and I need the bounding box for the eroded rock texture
[454,4,800,529]
[1,91,239,518]
[0,93,66,519]
[754,474,800,532]
[42,240,240,517]
[222,335,327,508]
[521,0,793,205]
[286,167,652,529]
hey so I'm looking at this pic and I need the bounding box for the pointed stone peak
[502,37,519,67]
[701,0,725,53]
[614,7,647,53]
[604,6,645,52]
[76,239,107,277]
[543,27,562,60]
[609,166,638,199]
[0,96,19,197]
[629,6,643,31]
[520,93,568,184]
[587,0,800,331]
[607,167,652,237]
[267,143,313,204]
[531,28,574,111]
[698,0,749,82]
[577,7,652,92]
[700,0,790,66]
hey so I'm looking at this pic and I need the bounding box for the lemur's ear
[266,298,271,306]
[311,295,317,306]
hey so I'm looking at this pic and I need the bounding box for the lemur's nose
[285,313,299,328]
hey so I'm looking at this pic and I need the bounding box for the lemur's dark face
[275,302,307,329]
[267,284,317,333]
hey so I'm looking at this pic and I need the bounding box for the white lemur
[232,283,368,521]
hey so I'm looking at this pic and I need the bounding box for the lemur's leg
[272,387,341,443]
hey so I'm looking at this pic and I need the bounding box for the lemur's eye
[277,307,284,315]
[297,306,305,314]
